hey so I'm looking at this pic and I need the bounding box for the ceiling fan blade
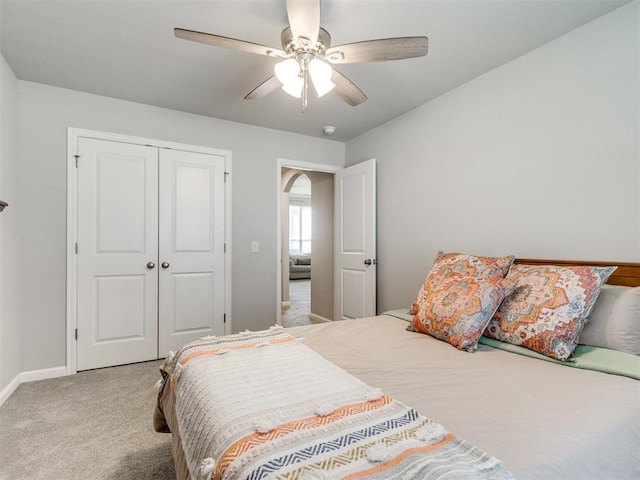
[286,0,320,47]
[175,28,286,57]
[325,36,428,64]
[244,76,282,100]
[332,70,367,106]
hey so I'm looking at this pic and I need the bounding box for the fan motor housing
[281,27,331,55]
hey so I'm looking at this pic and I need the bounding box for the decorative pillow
[412,275,515,352]
[410,252,515,315]
[579,285,640,355]
[485,264,616,360]
[424,252,515,290]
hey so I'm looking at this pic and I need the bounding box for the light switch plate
[251,240,259,253]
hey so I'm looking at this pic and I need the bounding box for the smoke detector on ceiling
[323,125,336,135]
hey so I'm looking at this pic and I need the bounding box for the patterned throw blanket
[160,327,514,480]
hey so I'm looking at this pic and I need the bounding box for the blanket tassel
[199,457,216,479]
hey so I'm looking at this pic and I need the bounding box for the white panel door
[77,138,159,370]
[158,149,226,354]
[334,159,376,320]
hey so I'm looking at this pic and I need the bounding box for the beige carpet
[0,283,311,479]
[282,279,312,327]
[0,360,175,479]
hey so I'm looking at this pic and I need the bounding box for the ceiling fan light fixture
[176,0,428,110]
[308,58,335,97]
[312,77,335,98]
[274,58,300,85]
[281,76,304,98]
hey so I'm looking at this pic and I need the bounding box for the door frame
[275,158,341,325]
[66,128,232,375]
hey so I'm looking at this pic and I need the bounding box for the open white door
[334,159,376,320]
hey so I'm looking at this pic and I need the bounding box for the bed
[154,256,640,480]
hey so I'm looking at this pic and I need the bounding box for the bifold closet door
[77,138,159,371]
[77,139,227,370]
[158,149,226,354]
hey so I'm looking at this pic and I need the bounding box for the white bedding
[159,328,514,479]
[287,315,640,480]
[155,314,640,479]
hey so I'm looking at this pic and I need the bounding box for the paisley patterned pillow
[412,275,515,352]
[424,252,515,290]
[410,252,515,315]
[484,264,616,360]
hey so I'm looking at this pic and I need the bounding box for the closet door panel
[173,272,215,331]
[158,149,226,354]
[76,138,159,370]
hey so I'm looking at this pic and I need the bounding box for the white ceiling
[0,0,629,142]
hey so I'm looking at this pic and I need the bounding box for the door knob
[146,262,155,269]
[161,262,170,269]
[364,259,372,266]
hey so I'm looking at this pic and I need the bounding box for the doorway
[276,159,341,326]
[282,173,312,327]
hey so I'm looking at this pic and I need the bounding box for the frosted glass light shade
[308,58,335,97]
[308,58,332,80]
[311,77,335,97]
[275,59,300,85]
[282,76,303,98]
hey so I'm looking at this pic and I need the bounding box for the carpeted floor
[0,283,312,479]
[281,279,312,327]
[0,360,175,479]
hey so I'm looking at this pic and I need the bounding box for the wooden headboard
[514,258,640,287]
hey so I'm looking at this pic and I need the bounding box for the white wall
[17,81,344,372]
[346,2,639,314]
[0,55,21,394]
[307,170,334,321]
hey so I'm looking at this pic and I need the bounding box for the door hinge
[75,242,78,254]
[75,328,78,340]
[224,171,229,182]
[224,313,227,324]
[224,243,226,253]
[74,155,80,168]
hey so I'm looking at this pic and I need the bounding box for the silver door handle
[161,262,170,269]
[146,262,155,269]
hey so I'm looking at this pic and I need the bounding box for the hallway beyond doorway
[281,279,311,327]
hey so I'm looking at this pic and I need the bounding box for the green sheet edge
[383,309,640,380]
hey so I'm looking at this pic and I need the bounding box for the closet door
[77,138,159,370]
[158,149,226,354]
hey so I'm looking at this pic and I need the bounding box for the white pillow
[579,285,640,355]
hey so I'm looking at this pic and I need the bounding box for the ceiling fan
[175,0,428,111]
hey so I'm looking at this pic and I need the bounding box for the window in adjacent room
[289,175,312,254]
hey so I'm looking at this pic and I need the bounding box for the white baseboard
[0,365,69,407]
[19,366,68,383]
[0,374,21,407]
[309,313,332,324]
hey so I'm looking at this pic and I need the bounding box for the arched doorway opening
[280,167,335,326]
[282,173,312,326]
